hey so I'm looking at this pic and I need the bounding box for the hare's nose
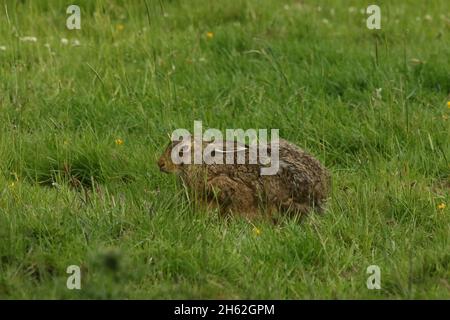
[157,159,167,172]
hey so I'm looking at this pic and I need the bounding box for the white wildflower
[19,36,37,42]
[410,58,424,65]
[0,45,6,51]
[61,38,69,45]
[71,39,80,46]
[44,43,55,55]
[375,88,382,100]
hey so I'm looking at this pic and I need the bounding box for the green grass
[0,0,449,299]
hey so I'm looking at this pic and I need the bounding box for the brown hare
[157,137,331,219]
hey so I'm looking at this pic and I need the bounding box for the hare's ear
[170,131,192,144]
[166,132,174,141]
[167,132,182,146]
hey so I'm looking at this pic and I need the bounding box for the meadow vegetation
[0,0,449,298]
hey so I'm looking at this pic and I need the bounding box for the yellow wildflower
[206,32,214,39]
[116,24,124,31]
[447,101,450,109]
[115,138,124,145]
[252,226,261,236]
[437,203,446,210]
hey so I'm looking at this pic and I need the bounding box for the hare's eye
[211,150,216,157]
[178,150,184,158]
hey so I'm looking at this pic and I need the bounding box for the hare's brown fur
[157,138,331,219]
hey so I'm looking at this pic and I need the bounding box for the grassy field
[0,0,449,299]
